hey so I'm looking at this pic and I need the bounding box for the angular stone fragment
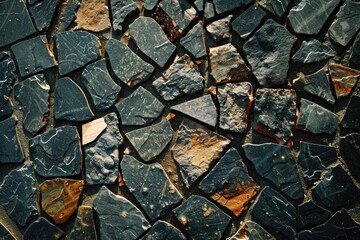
[329,63,360,98]
[253,88,296,144]
[212,0,252,14]
[180,22,206,59]
[58,0,80,31]
[126,119,172,161]
[81,59,121,112]
[160,0,196,30]
[93,186,151,240]
[351,32,360,66]
[0,164,37,226]
[218,82,253,133]
[244,19,296,87]
[75,0,111,32]
[231,5,266,39]
[14,74,50,135]
[153,54,204,101]
[297,200,331,230]
[0,54,16,118]
[129,17,176,67]
[259,0,290,18]
[171,95,217,127]
[206,15,232,42]
[199,148,260,216]
[340,133,360,181]
[194,0,204,11]
[250,186,296,239]
[0,0,36,47]
[341,94,360,129]
[0,118,23,164]
[110,0,138,33]
[293,69,335,105]
[173,195,231,240]
[292,39,336,64]
[210,43,251,84]
[0,223,14,240]
[66,206,97,240]
[105,39,154,86]
[140,220,186,240]
[297,141,337,185]
[84,113,123,185]
[144,0,159,11]
[150,6,183,41]
[297,98,338,134]
[172,119,230,188]
[11,36,56,78]
[229,221,275,240]
[29,0,58,31]
[204,2,215,19]
[55,31,100,75]
[23,217,63,240]
[116,86,164,126]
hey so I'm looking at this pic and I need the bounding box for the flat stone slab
[173,195,231,240]
[0,163,38,226]
[75,0,111,32]
[172,119,230,188]
[23,217,63,240]
[212,0,252,14]
[81,59,121,112]
[243,19,296,87]
[29,0,58,31]
[253,88,296,144]
[259,0,290,18]
[129,17,176,67]
[160,0,197,30]
[153,54,204,101]
[351,32,360,66]
[341,94,360,129]
[340,133,360,181]
[58,0,80,31]
[0,54,16,118]
[93,186,151,240]
[292,39,336,64]
[297,200,331,230]
[297,98,338,134]
[125,120,173,162]
[206,15,232,42]
[250,186,296,239]
[144,0,159,11]
[199,148,260,217]
[180,22,206,59]
[105,39,154,86]
[84,113,123,185]
[243,143,304,200]
[116,86,164,126]
[210,43,252,84]
[329,63,360,99]
[0,117,24,164]
[231,5,266,39]
[66,206,97,240]
[229,221,275,240]
[204,2,215,20]
[110,0,138,33]
[140,220,185,240]
[14,74,50,135]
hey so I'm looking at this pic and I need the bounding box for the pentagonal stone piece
[23,217,63,240]
[110,0,138,33]
[160,0,196,30]
[29,0,58,31]
[340,133,360,181]
[231,5,266,39]
[75,0,111,32]
[229,221,275,240]
[212,0,253,14]
[140,220,186,240]
[297,200,332,230]
[66,206,97,240]
[329,63,360,99]
[180,22,206,59]
[0,54,16,118]
[259,0,290,18]
[292,39,336,64]
[0,117,24,164]
[206,15,232,42]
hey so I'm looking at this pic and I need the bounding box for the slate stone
[292,39,336,64]
[171,95,217,127]
[75,0,111,32]
[0,118,24,164]
[129,17,176,67]
[153,54,204,101]
[329,63,360,99]
[55,30,100,75]
[341,94,360,129]
[218,82,253,133]
[29,0,58,31]
[243,143,304,200]
[173,195,231,240]
[29,126,82,177]
[14,74,50,135]
[0,163,38,226]
[206,15,232,42]
[297,200,332,230]
[66,206,97,240]
[58,0,80,31]
[350,32,360,66]
[126,120,173,161]
[160,0,197,30]
[297,98,338,134]
[253,88,296,144]
[93,186,151,240]
[298,209,360,240]
[172,119,230,188]
[180,22,206,59]
[229,221,275,240]
[297,141,337,185]
[313,164,360,208]
[144,0,159,11]
[105,39,154,86]
[0,54,16,118]
[250,186,297,239]
[140,220,186,240]
[288,0,341,35]
[0,0,36,47]
[81,59,121,112]
[293,69,335,105]
[340,133,360,182]
[204,2,215,19]
[0,223,14,240]
[199,148,260,217]
[259,0,290,18]
[84,113,123,185]
[110,0,138,33]
[194,0,204,12]
[116,86,164,126]
[231,5,266,39]
[23,217,63,240]
[243,19,296,87]
[11,35,56,78]
[212,0,253,14]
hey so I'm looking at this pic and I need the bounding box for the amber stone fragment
[329,63,360,99]
[75,0,111,32]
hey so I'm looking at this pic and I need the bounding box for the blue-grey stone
[0,117,24,164]
[0,54,16,118]
[140,221,186,240]
[23,217,63,240]
[29,0,58,31]
[160,0,197,30]
[297,200,332,230]
[110,0,138,33]
[292,39,336,64]
[231,5,266,39]
[180,22,206,59]
[259,0,290,18]
[212,0,253,14]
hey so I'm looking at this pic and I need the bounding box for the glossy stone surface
[173,195,231,240]
[259,0,290,18]
[340,133,360,181]
[341,94,360,129]
[297,200,331,230]
[75,0,111,32]
[180,22,206,59]
[160,0,196,30]
[329,63,360,98]
[23,217,63,240]
[93,186,151,240]
[231,5,266,39]
[140,220,186,240]
[58,0,80,31]
[116,86,164,126]
[350,32,360,66]
[110,0,138,33]
[29,0,57,31]
[229,221,275,240]
[66,206,97,240]
[206,15,232,42]
[0,54,16,118]
[0,117,24,164]
[212,0,252,14]
[293,39,336,64]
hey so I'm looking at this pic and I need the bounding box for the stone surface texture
[75,0,111,32]
[66,206,97,240]
[0,117,24,163]
[231,5,266,39]
[0,54,16,118]
[180,22,207,59]
[23,217,63,240]
[329,63,360,99]
[292,39,336,64]
[110,0,138,33]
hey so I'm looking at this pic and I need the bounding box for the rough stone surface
[0,117,24,164]
[243,19,296,87]
[58,0,80,31]
[29,0,57,31]
[206,15,232,42]
[293,39,336,64]
[204,2,215,19]
[0,54,16,118]
[144,0,159,11]
[66,206,97,240]
[140,220,186,240]
[180,22,206,59]
[341,94,360,129]
[110,0,138,33]
[75,0,111,32]
[297,200,332,230]
[23,217,63,240]
[259,0,290,18]
[340,133,360,181]
[160,0,197,30]
[229,221,275,240]
[329,63,360,98]
[212,0,253,14]
[351,32,360,66]
[231,5,266,39]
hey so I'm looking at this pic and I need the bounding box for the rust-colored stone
[329,63,360,98]
[75,0,111,32]
[150,6,184,41]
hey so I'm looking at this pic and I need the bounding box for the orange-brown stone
[75,0,111,32]
[329,63,360,98]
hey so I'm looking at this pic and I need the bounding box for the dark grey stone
[173,195,231,240]
[105,39,154,86]
[29,0,58,31]
[0,223,14,240]
[259,0,290,18]
[81,59,121,112]
[14,74,50,135]
[229,221,275,240]
[243,19,296,87]
[23,217,63,240]
[0,54,16,118]
[110,0,138,33]
[231,5,266,39]
[0,163,38,226]
[125,120,173,162]
[58,0,80,31]
[297,200,332,230]
[140,220,186,240]
[206,15,232,42]
[0,117,24,164]
[340,133,360,182]
[144,0,159,11]
[350,32,360,66]
[160,0,196,30]
[341,94,360,130]
[66,206,97,240]
[204,2,215,19]
[93,186,151,240]
[180,22,206,59]
[212,0,253,14]
[292,39,336,64]
[129,17,176,67]
[116,86,164,126]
